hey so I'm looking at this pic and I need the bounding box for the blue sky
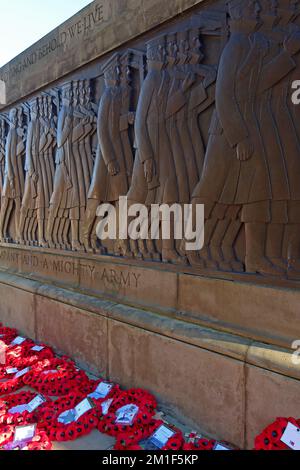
[0,0,93,66]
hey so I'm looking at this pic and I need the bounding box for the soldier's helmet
[177,30,189,54]
[102,53,120,83]
[189,27,201,49]
[61,82,73,102]
[227,0,261,20]
[84,79,91,102]
[9,108,17,126]
[29,97,39,117]
[166,33,178,59]
[146,35,166,62]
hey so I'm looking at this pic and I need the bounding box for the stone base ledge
[0,270,300,448]
[1,244,300,349]
[0,269,298,381]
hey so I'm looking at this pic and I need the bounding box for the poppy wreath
[0,391,51,426]
[116,419,184,450]
[38,391,85,429]
[4,339,36,366]
[0,367,32,396]
[23,431,53,451]
[23,357,89,396]
[0,326,18,349]
[97,388,157,440]
[0,331,18,345]
[0,325,18,338]
[38,393,100,442]
[105,388,157,415]
[183,437,217,450]
[5,342,54,368]
[79,379,122,404]
[113,418,160,450]
[0,336,15,348]
[0,425,15,447]
[0,425,52,451]
[254,417,300,450]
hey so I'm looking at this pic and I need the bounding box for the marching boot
[38,220,48,248]
[71,220,84,252]
[46,214,56,249]
[245,222,284,276]
[17,208,26,245]
[127,239,139,258]
[162,239,187,265]
[146,239,161,261]
[266,223,286,272]
[287,258,300,279]
[286,223,300,279]
[136,239,149,260]
[220,220,244,272]
[81,200,98,253]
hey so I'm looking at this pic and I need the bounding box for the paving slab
[53,430,115,451]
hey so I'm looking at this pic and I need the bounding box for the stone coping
[0,243,299,349]
[0,269,298,382]
[0,0,206,107]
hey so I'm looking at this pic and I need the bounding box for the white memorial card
[11,336,26,346]
[9,404,29,414]
[150,425,175,448]
[14,367,30,379]
[14,424,36,443]
[27,395,46,412]
[213,442,231,450]
[101,398,113,415]
[6,367,18,375]
[31,345,45,352]
[280,422,300,450]
[74,398,94,421]
[115,404,139,425]
[58,409,76,425]
[89,382,113,400]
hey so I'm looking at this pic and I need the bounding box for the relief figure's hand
[236,138,254,161]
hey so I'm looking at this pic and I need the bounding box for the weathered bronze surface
[1,0,300,288]
[1,0,300,445]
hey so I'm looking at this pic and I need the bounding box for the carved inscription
[0,0,300,285]
[0,3,109,82]
[0,247,141,290]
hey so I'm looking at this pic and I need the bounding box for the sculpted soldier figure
[46,82,74,249]
[70,80,90,230]
[19,98,43,245]
[187,27,216,180]
[41,95,57,237]
[165,32,190,206]
[77,79,97,202]
[187,0,300,275]
[82,54,132,254]
[166,30,200,203]
[0,107,26,242]
[128,35,185,264]
[53,81,95,250]
[119,53,135,190]
[166,29,217,206]
[237,0,300,275]
[270,0,300,277]
[0,118,6,200]
[187,0,263,271]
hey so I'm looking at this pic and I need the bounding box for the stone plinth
[0,243,299,348]
[0,269,300,449]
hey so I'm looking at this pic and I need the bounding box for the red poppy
[254,417,300,450]
[0,391,51,426]
[23,357,89,396]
